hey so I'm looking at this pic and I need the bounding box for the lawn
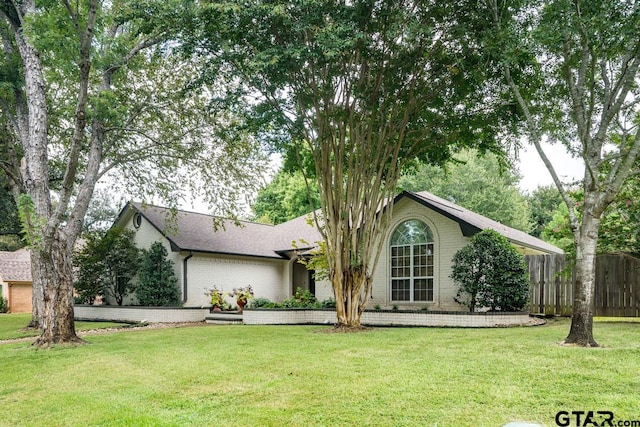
[0,316,638,427]
[0,313,130,340]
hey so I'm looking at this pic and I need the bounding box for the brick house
[113,191,562,310]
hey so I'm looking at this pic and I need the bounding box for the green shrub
[249,297,274,308]
[247,293,335,309]
[319,298,336,308]
[73,227,140,305]
[282,288,317,308]
[0,297,8,313]
[451,229,529,312]
[135,241,181,307]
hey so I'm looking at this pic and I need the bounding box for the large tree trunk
[564,200,600,347]
[332,266,369,328]
[26,250,44,329]
[33,233,83,347]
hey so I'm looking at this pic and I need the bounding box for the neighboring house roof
[119,190,561,259]
[399,191,563,255]
[0,248,32,282]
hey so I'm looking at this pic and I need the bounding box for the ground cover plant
[0,317,638,426]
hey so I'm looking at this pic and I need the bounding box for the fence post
[539,255,546,314]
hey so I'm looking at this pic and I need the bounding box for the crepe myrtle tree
[0,1,266,346]
[483,0,640,346]
[192,0,517,328]
[451,229,529,312]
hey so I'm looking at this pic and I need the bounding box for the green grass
[0,313,130,340]
[1,317,639,426]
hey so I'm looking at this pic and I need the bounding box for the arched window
[390,220,434,302]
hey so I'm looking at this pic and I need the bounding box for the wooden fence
[525,253,640,317]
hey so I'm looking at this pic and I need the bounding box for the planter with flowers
[206,286,226,312]
[229,285,254,313]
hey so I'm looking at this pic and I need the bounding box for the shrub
[247,294,335,309]
[282,288,317,308]
[249,297,274,308]
[451,229,529,312]
[319,298,336,308]
[0,297,8,313]
[136,241,180,306]
[73,227,140,305]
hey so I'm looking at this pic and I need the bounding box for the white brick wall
[243,309,531,327]
[74,305,209,323]
[186,253,289,306]
[118,209,184,306]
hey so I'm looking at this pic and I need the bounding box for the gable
[394,191,562,255]
[114,202,320,259]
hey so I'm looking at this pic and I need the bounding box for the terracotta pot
[212,305,221,312]
[237,299,247,313]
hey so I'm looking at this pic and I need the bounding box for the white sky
[516,141,584,193]
[142,141,585,216]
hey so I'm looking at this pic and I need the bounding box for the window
[133,213,142,229]
[390,220,434,302]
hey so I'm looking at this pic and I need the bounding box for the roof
[118,190,561,259]
[119,202,321,259]
[399,191,563,255]
[0,248,32,282]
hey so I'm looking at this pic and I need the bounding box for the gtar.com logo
[555,411,640,427]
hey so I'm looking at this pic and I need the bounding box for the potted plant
[206,286,226,312]
[229,285,254,313]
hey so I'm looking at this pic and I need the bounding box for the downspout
[182,251,193,304]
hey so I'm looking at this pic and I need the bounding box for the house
[113,191,561,311]
[0,248,32,313]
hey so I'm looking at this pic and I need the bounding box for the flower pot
[237,299,247,313]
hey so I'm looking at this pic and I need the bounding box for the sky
[131,141,585,217]
[516,141,584,193]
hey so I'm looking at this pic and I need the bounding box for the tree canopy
[527,185,563,239]
[483,0,640,346]
[192,0,516,327]
[252,169,319,224]
[0,0,266,345]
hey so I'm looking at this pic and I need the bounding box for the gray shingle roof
[124,190,561,259]
[404,191,563,255]
[0,248,32,282]
[129,202,321,259]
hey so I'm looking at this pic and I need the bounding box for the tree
[136,242,180,307]
[398,150,532,231]
[0,173,22,251]
[544,181,640,257]
[73,227,140,305]
[0,1,266,346]
[253,169,320,224]
[451,229,529,312]
[527,185,563,239]
[193,0,513,327]
[82,190,121,234]
[484,0,640,346]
